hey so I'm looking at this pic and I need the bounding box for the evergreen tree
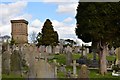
[36,19,59,47]
[75,2,120,75]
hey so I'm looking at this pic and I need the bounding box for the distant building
[11,19,28,44]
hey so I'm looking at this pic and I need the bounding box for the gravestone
[59,44,63,53]
[55,45,60,54]
[83,49,86,57]
[78,64,89,79]
[2,50,11,75]
[74,47,80,53]
[66,69,72,78]
[46,46,52,54]
[59,64,66,73]
[10,50,22,75]
[71,60,79,78]
[115,47,120,66]
[27,45,37,78]
[53,59,58,78]
[0,42,2,52]
[36,59,55,78]
[66,46,72,66]
[86,48,89,54]
[109,47,115,55]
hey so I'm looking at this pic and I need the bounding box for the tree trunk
[98,42,107,75]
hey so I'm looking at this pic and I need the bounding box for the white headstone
[55,45,60,54]
[46,46,52,54]
[86,48,89,54]
[83,50,86,56]
[66,46,72,53]
[73,60,77,75]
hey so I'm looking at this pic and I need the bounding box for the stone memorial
[55,45,60,54]
[2,50,11,75]
[115,47,120,66]
[109,47,115,55]
[53,59,58,78]
[66,69,72,78]
[59,44,63,53]
[10,50,22,75]
[71,60,79,78]
[46,46,52,54]
[60,64,66,72]
[86,48,89,54]
[78,64,89,79]
[66,46,72,66]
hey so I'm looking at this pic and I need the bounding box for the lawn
[2,74,25,80]
[49,53,116,65]
[49,53,118,79]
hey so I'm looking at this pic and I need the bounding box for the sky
[0,0,95,45]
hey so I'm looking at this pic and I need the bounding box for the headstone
[55,45,60,54]
[74,46,80,53]
[36,59,55,78]
[71,60,79,78]
[115,47,120,66]
[59,44,63,53]
[83,50,86,56]
[10,50,22,75]
[66,46,72,53]
[66,46,72,66]
[0,42,2,52]
[86,48,89,54]
[46,46,52,54]
[2,50,11,75]
[109,47,114,55]
[59,64,66,73]
[39,46,47,59]
[27,45,37,78]
[66,69,72,78]
[78,64,89,79]
[53,59,57,77]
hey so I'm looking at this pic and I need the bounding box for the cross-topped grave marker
[71,60,79,78]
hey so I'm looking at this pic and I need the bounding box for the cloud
[43,0,78,3]
[0,24,11,36]
[52,19,76,39]
[0,1,32,36]
[31,19,43,28]
[0,1,28,25]
[43,0,78,15]
[63,17,73,23]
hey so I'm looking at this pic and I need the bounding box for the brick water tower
[11,19,28,44]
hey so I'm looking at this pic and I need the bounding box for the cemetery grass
[57,69,120,79]
[50,53,118,78]
[49,53,116,65]
[2,74,24,80]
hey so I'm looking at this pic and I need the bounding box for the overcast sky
[3,0,114,45]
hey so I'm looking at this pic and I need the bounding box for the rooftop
[10,19,28,24]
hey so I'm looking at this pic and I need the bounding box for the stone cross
[71,60,79,78]
[53,59,57,77]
